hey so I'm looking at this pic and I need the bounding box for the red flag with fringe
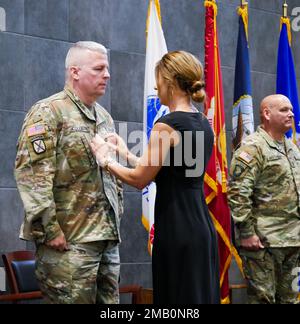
[204,0,233,304]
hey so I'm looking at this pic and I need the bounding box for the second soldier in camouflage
[228,95,300,304]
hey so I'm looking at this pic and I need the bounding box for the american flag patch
[27,125,46,137]
[238,151,253,164]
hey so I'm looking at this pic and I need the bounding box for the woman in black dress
[91,51,220,304]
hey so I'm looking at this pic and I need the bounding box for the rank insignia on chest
[32,139,46,154]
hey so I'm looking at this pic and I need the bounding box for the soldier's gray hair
[65,41,107,69]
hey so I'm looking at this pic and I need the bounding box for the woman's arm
[105,133,140,168]
[91,122,179,190]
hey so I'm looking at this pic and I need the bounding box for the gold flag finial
[241,0,248,7]
[283,1,288,18]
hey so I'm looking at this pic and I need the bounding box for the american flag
[27,125,45,137]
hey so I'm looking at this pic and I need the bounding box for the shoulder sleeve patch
[27,124,46,137]
[238,151,253,165]
[232,164,247,179]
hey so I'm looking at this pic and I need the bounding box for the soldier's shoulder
[96,102,109,115]
[25,91,67,124]
[232,133,264,168]
[240,132,266,155]
[238,133,261,154]
[44,91,68,104]
[95,103,113,121]
[32,91,66,107]
[230,138,263,180]
[242,131,264,146]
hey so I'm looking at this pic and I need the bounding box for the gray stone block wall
[0,0,300,303]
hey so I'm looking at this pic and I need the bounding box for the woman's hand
[90,134,111,168]
[105,133,129,160]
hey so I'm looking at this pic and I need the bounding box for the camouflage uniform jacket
[228,126,300,247]
[15,87,124,244]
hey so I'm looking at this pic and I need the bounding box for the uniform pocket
[264,154,285,179]
[62,133,96,177]
[267,154,281,161]
[239,248,267,260]
[240,249,273,284]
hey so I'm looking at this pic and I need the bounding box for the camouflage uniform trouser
[35,240,120,304]
[240,247,300,304]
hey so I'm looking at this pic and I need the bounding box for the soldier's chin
[96,89,106,96]
[284,124,293,132]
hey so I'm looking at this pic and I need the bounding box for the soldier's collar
[284,137,296,153]
[257,126,288,154]
[64,86,96,122]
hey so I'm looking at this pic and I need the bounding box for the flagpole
[283,1,288,18]
[280,1,291,44]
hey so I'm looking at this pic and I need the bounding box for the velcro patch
[233,165,246,179]
[27,125,46,137]
[238,151,253,165]
[33,115,43,124]
[71,126,89,133]
[32,139,46,154]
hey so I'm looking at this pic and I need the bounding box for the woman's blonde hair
[155,51,206,103]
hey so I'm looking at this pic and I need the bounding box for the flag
[142,0,168,254]
[276,16,300,146]
[232,3,254,150]
[204,0,243,304]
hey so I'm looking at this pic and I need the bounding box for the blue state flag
[277,18,300,145]
[232,5,254,150]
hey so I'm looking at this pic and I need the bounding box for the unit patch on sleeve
[233,164,246,179]
[32,139,46,154]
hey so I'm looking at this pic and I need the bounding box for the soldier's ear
[70,66,80,81]
[263,107,271,121]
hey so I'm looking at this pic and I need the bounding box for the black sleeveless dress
[152,111,220,304]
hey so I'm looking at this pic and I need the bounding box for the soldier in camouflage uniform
[228,95,300,304]
[15,42,124,304]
